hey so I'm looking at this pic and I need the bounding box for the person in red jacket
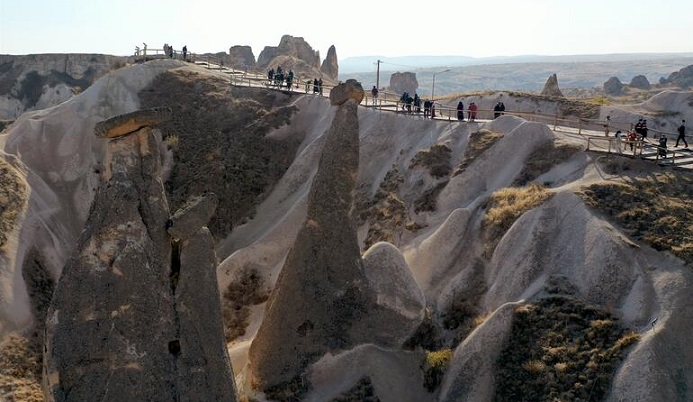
[468,102,478,122]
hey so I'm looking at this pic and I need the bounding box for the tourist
[468,102,478,122]
[182,45,187,61]
[414,94,421,113]
[268,68,274,83]
[493,102,502,119]
[676,119,688,148]
[371,86,378,105]
[423,99,431,118]
[603,115,611,136]
[318,78,323,95]
[457,101,465,121]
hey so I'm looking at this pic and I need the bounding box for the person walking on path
[371,86,379,105]
[457,101,465,121]
[676,119,688,148]
[603,115,611,136]
[182,45,187,61]
[468,102,478,122]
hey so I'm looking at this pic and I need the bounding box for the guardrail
[131,47,691,169]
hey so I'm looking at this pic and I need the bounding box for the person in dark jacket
[457,101,465,120]
[676,119,688,148]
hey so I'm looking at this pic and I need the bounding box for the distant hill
[339,53,693,96]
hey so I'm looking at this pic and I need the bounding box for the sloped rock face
[390,72,418,96]
[248,91,368,391]
[604,76,624,95]
[321,45,339,81]
[540,73,563,97]
[661,64,693,89]
[228,45,256,70]
[43,114,236,401]
[256,35,320,71]
[0,54,126,119]
[629,74,651,90]
[248,81,424,394]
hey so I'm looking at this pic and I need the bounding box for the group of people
[454,101,481,121]
[162,43,175,59]
[267,67,295,89]
[612,118,688,154]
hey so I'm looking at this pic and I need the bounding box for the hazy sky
[1,0,691,61]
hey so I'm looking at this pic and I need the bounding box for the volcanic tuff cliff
[0,54,127,119]
[43,108,237,401]
[1,59,693,402]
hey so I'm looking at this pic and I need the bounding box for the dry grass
[0,159,27,247]
[495,296,639,402]
[423,349,454,391]
[409,144,452,178]
[482,184,554,257]
[454,129,504,176]
[579,172,693,264]
[0,334,44,402]
[513,141,582,186]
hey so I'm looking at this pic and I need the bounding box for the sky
[1,0,692,61]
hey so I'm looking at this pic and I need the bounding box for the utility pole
[376,59,382,90]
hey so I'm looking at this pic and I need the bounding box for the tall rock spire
[43,108,237,402]
[248,80,367,393]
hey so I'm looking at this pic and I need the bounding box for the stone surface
[389,72,418,96]
[228,45,256,70]
[0,54,127,119]
[248,96,369,390]
[94,106,172,138]
[603,76,624,95]
[661,64,693,88]
[321,45,339,81]
[175,227,237,401]
[43,123,237,401]
[168,193,219,242]
[629,74,651,90]
[329,79,364,106]
[540,73,563,97]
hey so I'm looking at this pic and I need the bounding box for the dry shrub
[409,144,452,178]
[222,267,270,342]
[494,296,638,402]
[0,334,44,402]
[0,159,28,247]
[454,129,503,176]
[482,183,554,257]
[423,349,454,391]
[579,172,693,265]
[513,141,581,186]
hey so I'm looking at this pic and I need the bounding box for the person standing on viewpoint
[676,119,688,148]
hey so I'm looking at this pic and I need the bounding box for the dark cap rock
[95,106,172,139]
[329,79,364,106]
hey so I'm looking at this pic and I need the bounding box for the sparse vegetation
[164,134,179,150]
[482,183,554,257]
[360,166,409,250]
[423,349,454,392]
[0,334,44,402]
[409,144,452,178]
[454,129,503,176]
[0,159,27,247]
[579,172,693,264]
[222,267,270,342]
[513,141,582,186]
[494,297,639,402]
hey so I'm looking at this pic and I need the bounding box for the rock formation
[660,64,693,89]
[228,45,256,70]
[0,54,126,119]
[629,74,651,90]
[43,108,237,402]
[603,76,624,95]
[248,79,424,394]
[256,35,337,84]
[320,45,339,81]
[389,72,419,96]
[540,73,563,97]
